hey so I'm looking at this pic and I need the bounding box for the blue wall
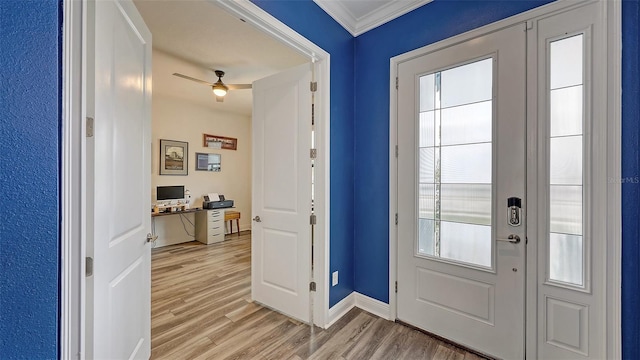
[621,1,640,359]
[0,0,61,358]
[250,0,356,307]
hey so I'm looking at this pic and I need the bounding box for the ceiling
[133,0,431,115]
[313,0,432,36]
[133,0,308,116]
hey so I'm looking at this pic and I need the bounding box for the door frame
[388,0,621,358]
[60,0,332,357]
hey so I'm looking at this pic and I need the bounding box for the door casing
[388,0,622,358]
[60,0,332,357]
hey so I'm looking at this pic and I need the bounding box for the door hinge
[395,281,398,293]
[86,117,94,137]
[395,145,398,158]
[395,77,398,89]
[310,81,317,92]
[395,213,398,225]
[310,148,317,159]
[310,281,317,291]
[310,214,317,225]
[86,257,94,277]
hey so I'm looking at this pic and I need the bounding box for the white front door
[251,63,313,322]
[396,24,526,359]
[86,0,152,358]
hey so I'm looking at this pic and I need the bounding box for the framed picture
[159,139,188,175]
[196,152,221,172]
[203,133,237,150]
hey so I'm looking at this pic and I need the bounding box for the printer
[203,194,234,209]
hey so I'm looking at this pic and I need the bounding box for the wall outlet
[332,271,338,286]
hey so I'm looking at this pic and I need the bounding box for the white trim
[212,0,331,329]
[388,60,398,323]
[354,292,392,320]
[389,0,621,358]
[313,0,432,36]
[61,0,85,358]
[605,0,622,358]
[326,292,392,328]
[326,292,355,328]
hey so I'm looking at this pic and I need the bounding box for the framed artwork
[196,152,221,172]
[203,133,237,150]
[160,139,188,175]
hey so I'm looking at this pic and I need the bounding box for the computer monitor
[156,185,185,201]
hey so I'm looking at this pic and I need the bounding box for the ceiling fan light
[212,83,228,97]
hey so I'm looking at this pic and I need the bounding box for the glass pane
[441,143,492,184]
[550,85,583,137]
[440,221,491,268]
[419,148,435,183]
[418,219,435,256]
[419,111,435,147]
[420,74,435,112]
[550,34,583,89]
[550,136,583,185]
[550,185,583,235]
[441,101,492,146]
[419,183,435,219]
[549,233,583,285]
[441,58,492,108]
[440,184,491,225]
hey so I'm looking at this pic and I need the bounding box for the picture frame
[159,139,188,175]
[203,133,238,150]
[196,152,221,172]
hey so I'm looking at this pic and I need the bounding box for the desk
[151,207,237,246]
[151,207,204,217]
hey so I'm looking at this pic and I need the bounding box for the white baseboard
[354,292,392,320]
[326,292,355,328]
[326,292,392,328]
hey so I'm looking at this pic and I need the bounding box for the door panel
[252,63,312,322]
[89,0,152,358]
[397,24,526,359]
[532,3,606,358]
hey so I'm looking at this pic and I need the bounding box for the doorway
[62,0,332,358]
[391,1,617,359]
[140,2,328,340]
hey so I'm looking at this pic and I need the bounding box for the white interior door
[87,0,152,358]
[252,63,313,322]
[396,24,526,359]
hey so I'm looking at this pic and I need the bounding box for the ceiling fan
[172,70,252,102]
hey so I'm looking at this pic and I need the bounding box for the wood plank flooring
[151,232,487,360]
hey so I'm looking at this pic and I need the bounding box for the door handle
[497,234,521,244]
[253,216,262,222]
[146,233,158,243]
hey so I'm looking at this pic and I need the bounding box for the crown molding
[313,0,432,36]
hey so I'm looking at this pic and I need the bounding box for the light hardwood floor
[151,232,487,360]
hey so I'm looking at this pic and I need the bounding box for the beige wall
[151,50,252,246]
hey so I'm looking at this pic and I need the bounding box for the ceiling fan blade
[226,84,252,90]
[216,96,225,103]
[172,73,213,86]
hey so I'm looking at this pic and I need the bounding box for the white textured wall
[151,50,252,247]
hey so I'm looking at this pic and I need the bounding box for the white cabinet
[195,209,225,245]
